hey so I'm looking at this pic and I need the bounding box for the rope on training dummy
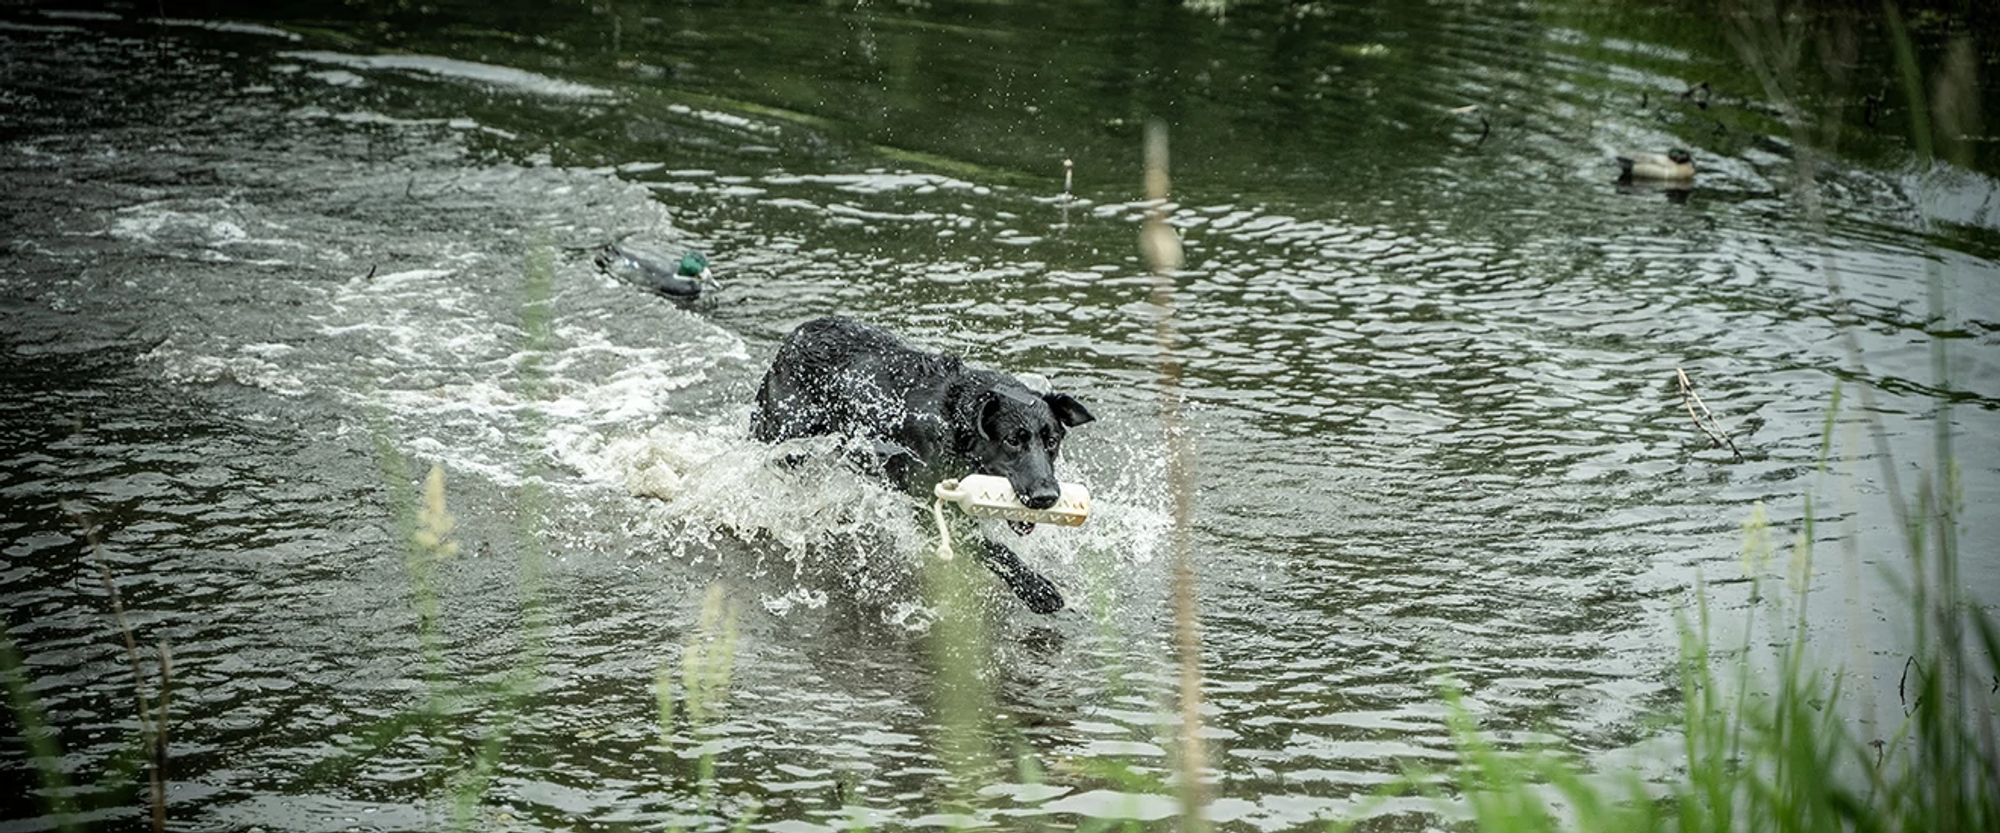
[931,496,955,561]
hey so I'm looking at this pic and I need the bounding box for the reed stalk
[1141,118,1208,831]
[446,240,562,829]
[75,517,171,832]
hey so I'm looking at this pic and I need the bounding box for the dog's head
[958,380,1095,523]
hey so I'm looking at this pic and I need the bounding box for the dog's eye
[1009,431,1029,447]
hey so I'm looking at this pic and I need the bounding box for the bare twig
[87,540,156,745]
[74,515,169,830]
[1433,105,1491,148]
[1677,367,1745,462]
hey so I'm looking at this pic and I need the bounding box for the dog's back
[750,316,962,444]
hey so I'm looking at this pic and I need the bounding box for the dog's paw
[978,540,1065,614]
[1009,571,1066,614]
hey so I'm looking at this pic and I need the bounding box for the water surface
[3,1,1997,830]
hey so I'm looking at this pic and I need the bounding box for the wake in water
[89,141,1168,626]
[554,411,1175,627]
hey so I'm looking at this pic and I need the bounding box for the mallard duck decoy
[594,244,718,300]
[1616,149,1695,183]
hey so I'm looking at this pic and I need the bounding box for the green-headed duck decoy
[594,244,719,300]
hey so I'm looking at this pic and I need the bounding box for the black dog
[749,316,1095,613]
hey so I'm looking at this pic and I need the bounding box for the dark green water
[2,1,1996,829]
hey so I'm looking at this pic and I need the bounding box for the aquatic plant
[657,582,742,799]
[298,243,563,828]
[1352,390,1997,832]
[0,515,175,832]
[0,627,78,833]
[924,530,1003,807]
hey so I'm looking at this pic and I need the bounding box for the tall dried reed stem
[1141,119,1207,831]
[78,518,170,833]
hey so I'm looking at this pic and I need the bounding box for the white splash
[282,50,612,99]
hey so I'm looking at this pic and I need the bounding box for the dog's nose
[1023,489,1059,510]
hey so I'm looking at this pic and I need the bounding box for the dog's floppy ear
[1044,392,1095,427]
[976,392,1006,440]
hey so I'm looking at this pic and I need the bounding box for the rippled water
[3,1,1997,830]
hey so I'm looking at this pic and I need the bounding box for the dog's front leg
[976,537,1065,614]
[844,439,920,487]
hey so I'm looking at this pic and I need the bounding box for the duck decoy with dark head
[1616,148,1695,183]
[594,243,719,300]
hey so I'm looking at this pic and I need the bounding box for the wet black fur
[749,316,1095,613]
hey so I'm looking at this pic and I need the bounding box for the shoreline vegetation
[3,1,1995,830]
